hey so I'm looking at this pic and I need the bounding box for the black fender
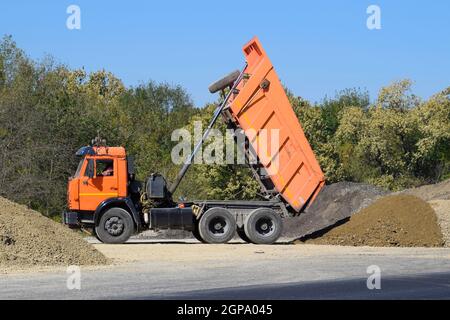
[94,197,143,232]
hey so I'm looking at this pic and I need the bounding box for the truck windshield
[74,158,84,177]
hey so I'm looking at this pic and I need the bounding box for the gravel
[0,197,108,268]
[282,182,388,239]
[298,195,444,247]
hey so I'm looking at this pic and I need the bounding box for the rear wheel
[192,221,206,243]
[244,208,282,244]
[95,207,134,244]
[198,207,236,244]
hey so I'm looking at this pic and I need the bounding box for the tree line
[0,36,448,218]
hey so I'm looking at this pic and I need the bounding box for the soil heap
[283,182,388,239]
[298,195,444,247]
[0,197,108,267]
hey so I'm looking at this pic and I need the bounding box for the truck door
[79,157,120,211]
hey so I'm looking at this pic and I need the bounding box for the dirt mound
[282,182,388,239]
[0,197,108,267]
[398,179,450,246]
[428,200,450,246]
[400,179,450,201]
[298,195,444,247]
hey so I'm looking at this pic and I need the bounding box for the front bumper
[62,211,80,228]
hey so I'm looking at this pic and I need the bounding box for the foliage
[0,36,196,215]
[0,36,449,217]
[174,104,260,200]
[292,80,449,190]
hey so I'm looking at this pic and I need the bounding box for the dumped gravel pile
[0,197,108,267]
[400,179,450,246]
[298,195,444,247]
[400,179,450,201]
[428,200,450,246]
[283,182,388,239]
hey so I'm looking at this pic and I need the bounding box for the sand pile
[283,182,388,239]
[400,179,450,201]
[298,195,444,247]
[0,197,108,267]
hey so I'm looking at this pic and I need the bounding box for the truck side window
[96,160,114,177]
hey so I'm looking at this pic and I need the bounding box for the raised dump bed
[227,37,325,213]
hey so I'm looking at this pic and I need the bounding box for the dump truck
[63,37,325,244]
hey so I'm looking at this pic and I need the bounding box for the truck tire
[198,207,236,244]
[95,207,134,244]
[192,221,206,243]
[244,208,282,244]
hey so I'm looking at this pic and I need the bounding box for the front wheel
[95,207,135,244]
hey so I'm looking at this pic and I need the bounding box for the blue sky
[0,1,449,106]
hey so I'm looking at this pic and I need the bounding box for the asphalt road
[1,241,450,299]
[161,272,450,300]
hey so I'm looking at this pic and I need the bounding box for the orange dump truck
[63,37,325,244]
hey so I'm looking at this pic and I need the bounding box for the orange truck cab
[63,37,325,245]
[65,145,146,242]
[68,146,128,212]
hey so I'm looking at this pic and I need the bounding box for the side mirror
[86,159,95,178]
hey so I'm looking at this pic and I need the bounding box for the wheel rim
[105,216,124,236]
[208,216,229,236]
[255,217,275,237]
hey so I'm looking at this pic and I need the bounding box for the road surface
[1,240,450,299]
